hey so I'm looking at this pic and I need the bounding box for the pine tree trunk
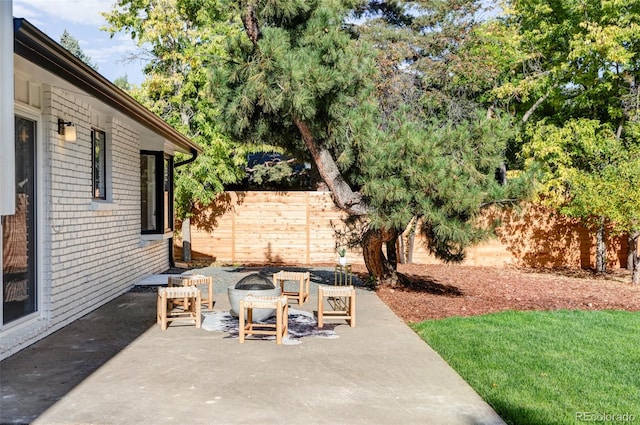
[386,237,398,271]
[293,118,368,216]
[398,234,405,264]
[407,218,417,264]
[362,228,398,286]
[596,219,606,273]
[628,234,635,271]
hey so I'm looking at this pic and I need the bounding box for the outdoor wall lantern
[57,118,76,142]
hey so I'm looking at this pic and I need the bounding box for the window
[92,129,106,199]
[141,151,173,234]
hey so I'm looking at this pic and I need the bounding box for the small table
[317,285,356,328]
[334,264,353,286]
[239,295,289,344]
[332,264,353,310]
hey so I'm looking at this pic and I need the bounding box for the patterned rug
[202,309,338,345]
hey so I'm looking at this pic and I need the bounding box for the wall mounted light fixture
[57,118,77,142]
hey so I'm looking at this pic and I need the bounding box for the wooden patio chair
[272,271,310,305]
[239,295,289,344]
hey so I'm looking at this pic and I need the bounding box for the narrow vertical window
[141,153,157,232]
[92,129,106,199]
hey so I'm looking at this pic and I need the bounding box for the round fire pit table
[227,273,282,322]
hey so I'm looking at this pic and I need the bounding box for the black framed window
[141,151,173,234]
[92,129,106,199]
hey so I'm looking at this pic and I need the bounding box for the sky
[11,0,146,85]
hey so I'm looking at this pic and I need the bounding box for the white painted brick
[3,79,176,361]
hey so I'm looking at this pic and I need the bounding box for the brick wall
[44,86,169,325]
[1,84,170,360]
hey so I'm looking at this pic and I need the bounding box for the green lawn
[411,310,640,425]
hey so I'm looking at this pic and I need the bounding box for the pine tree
[59,30,98,70]
[210,0,521,283]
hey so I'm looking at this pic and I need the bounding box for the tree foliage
[60,30,98,70]
[102,0,268,219]
[209,0,522,281]
[349,1,526,263]
[493,0,640,277]
[113,74,132,91]
[494,0,640,125]
[211,0,377,214]
[524,119,640,232]
[361,109,517,261]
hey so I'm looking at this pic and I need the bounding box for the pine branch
[479,198,520,209]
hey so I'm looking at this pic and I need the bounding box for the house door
[2,116,37,324]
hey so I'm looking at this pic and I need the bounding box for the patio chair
[157,286,202,330]
[239,295,288,344]
[272,271,310,305]
[168,275,213,311]
[317,285,356,328]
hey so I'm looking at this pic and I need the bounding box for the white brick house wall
[2,18,200,360]
[0,80,170,360]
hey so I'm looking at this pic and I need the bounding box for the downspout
[175,148,198,167]
[169,148,199,267]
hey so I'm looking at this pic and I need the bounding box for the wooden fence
[179,191,629,269]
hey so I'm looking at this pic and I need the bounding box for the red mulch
[351,264,640,323]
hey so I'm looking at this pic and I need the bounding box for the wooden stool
[317,285,356,328]
[239,295,288,344]
[273,271,310,305]
[157,286,202,330]
[168,275,214,310]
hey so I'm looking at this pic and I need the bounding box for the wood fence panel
[181,191,628,270]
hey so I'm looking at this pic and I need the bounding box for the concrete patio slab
[0,270,505,425]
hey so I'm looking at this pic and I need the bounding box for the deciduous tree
[103,0,267,220]
[494,0,640,279]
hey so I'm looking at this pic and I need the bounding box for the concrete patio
[0,267,505,424]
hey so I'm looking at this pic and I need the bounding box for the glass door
[2,116,37,324]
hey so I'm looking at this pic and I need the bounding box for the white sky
[11,0,146,85]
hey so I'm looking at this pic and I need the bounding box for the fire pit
[227,273,282,322]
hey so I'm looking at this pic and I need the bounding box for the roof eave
[13,18,202,155]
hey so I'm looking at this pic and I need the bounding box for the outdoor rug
[202,309,338,345]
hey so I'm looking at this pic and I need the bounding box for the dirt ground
[350,264,640,323]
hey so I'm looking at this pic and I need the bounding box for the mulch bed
[351,264,640,323]
[161,261,640,324]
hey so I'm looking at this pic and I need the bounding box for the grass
[411,310,640,425]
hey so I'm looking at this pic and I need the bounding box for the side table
[332,264,353,310]
[334,264,353,286]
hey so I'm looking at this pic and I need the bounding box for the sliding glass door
[2,115,37,324]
